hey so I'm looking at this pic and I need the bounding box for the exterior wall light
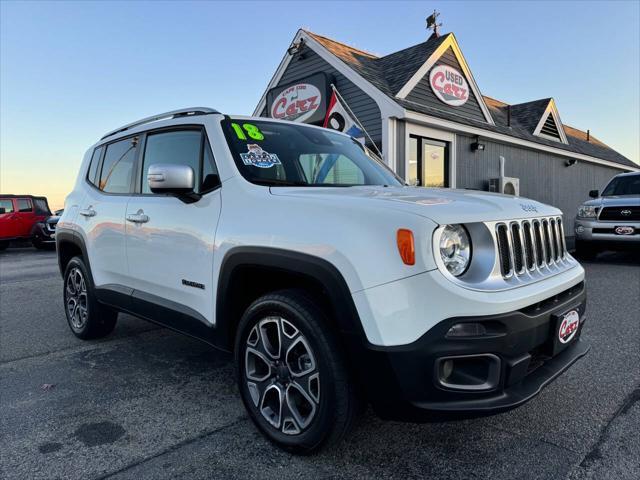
[287,39,305,57]
[565,159,578,167]
[471,138,485,151]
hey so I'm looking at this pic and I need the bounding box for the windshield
[222,118,403,187]
[602,175,640,196]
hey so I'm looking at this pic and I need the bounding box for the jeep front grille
[496,224,512,276]
[495,216,567,280]
[522,222,535,270]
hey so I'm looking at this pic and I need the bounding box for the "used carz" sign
[270,83,321,123]
[429,65,469,107]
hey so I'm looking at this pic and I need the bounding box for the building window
[409,135,449,187]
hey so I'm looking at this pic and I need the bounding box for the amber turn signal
[396,229,415,265]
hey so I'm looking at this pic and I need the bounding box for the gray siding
[455,134,626,235]
[264,49,382,150]
[405,48,487,123]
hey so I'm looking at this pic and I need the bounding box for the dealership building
[254,28,638,243]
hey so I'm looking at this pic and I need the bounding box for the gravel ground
[1,248,638,479]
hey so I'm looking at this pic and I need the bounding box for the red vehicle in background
[0,195,55,250]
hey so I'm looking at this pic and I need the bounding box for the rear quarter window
[87,146,104,186]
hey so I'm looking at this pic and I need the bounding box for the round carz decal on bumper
[558,310,580,344]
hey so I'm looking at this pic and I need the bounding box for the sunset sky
[1,0,638,210]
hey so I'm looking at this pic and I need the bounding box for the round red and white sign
[270,83,322,123]
[558,310,580,344]
[429,65,469,107]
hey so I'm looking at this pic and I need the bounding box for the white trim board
[404,110,638,172]
[395,34,495,126]
[533,99,569,144]
[252,30,302,117]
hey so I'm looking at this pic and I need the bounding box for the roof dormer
[533,99,568,144]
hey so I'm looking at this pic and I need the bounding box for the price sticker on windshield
[231,123,264,141]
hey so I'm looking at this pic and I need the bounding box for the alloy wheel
[245,316,320,435]
[66,267,88,330]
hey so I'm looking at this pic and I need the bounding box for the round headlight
[439,224,471,276]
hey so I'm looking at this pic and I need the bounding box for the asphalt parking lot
[1,248,638,480]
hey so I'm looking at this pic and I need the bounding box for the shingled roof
[305,30,450,97]
[303,30,636,169]
[507,98,553,134]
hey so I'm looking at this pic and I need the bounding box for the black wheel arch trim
[215,247,367,351]
[56,229,94,281]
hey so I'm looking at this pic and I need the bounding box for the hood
[270,186,560,224]
[582,196,640,208]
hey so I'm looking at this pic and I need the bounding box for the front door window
[409,136,449,187]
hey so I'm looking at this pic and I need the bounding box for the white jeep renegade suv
[57,107,588,453]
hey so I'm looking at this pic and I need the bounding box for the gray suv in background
[575,171,640,258]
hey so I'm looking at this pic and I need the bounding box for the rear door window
[99,137,138,193]
[0,199,14,214]
[17,198,33,212]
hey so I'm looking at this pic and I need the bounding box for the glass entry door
[408,136,449,187]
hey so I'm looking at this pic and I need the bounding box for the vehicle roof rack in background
[100,107,220,140]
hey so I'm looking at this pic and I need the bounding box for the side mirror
[147,164,199,203]
[589,189,599,198]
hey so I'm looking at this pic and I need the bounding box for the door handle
[126,210,149,224]
[79,207,96,217]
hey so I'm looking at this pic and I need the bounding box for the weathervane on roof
[426,9,442,38]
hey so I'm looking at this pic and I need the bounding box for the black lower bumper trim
[347,281,588,422]
[413,338,589,414]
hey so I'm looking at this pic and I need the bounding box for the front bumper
[353,281,588,421]
[574,217,640,247]
[33,224,57,243]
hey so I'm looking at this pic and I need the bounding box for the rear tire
[0,241,8,251]
[235,289,361,454]
[575,240,598,260]
[63,257,117,339]
[32,238,48,250]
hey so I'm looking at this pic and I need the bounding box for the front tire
[235,289,360,454]
[63,257,117,339]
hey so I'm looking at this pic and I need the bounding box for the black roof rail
[100,107,220,140]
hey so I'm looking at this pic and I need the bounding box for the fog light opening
[436,354,501,391]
